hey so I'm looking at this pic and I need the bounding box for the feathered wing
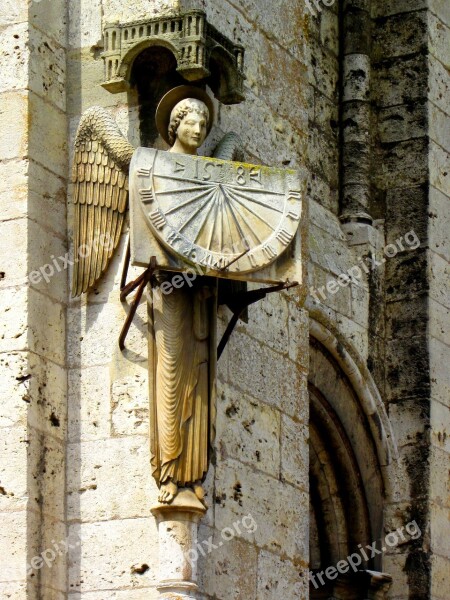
[71,106,135,297]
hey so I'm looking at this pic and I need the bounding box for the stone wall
[428,2,450,598]
[66,1,310,599]
[1,0,449,598]
[0,0,69,598]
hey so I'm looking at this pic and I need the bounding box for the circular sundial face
[136,151,302,274]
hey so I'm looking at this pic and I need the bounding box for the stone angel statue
[71,87,242,506]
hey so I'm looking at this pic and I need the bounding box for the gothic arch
[308,313,399,596]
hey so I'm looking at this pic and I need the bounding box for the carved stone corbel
[101,10,245,104]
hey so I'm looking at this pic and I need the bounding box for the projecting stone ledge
[101,10,245,104]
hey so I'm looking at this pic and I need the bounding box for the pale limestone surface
[1,0,449,598]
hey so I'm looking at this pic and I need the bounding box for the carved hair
[168,99,210,146]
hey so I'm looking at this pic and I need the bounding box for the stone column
[151,490,207,598]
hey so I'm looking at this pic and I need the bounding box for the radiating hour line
[206,192,220,251]
[165,187,214,214]
[193,188,220,244]
[157,184,216,195]
[227,196,263,245]
[226,183,285,195]
[220,185,248,249]
[230,187,284,213]
[178,194,216,232]
[227,191,277,230]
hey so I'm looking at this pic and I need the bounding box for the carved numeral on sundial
[138,168,152,177]
[262,244,277,259]
[167,230,181,244]
[287,209,300,221]
[140,189,154,204]
[288,190,302,201]
[248,254,259,268]
[276,229,292,246]
[250,168,262,185]
[149,209,166,230]
[174,161,186,174]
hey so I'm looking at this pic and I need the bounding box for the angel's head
[168,98,210,153]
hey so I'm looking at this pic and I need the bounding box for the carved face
[177,110,208,150]
[169,99,209,153]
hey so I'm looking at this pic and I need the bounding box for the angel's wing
[71,106,135,297]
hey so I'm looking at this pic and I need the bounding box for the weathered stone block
[28,288,66,366]
[26,353,67,442]
[27,429,65,520]
[429,251,450,309]
[281,413,308,490]
[215,459,308,560]
[0,23,28,93]
[198,524,258,600]
[0,510,28,582]
[386,295,428,341]
[429,186,450,263]
[68,0,102,49]
[388,398,428,448]
[376,139,428,190]
[240,290,290,356]
[29,0,67,48]
[431,554,450,599]
[0,285,28,353]
[385,248,428,302]
[429,53,450,115]
[306,36,339,101]
[378,103,427,143]
[373,11,427,61]
[0,90,28,160]
[216,381,281,479]
[257,550,308,599]
[430,141,450,197]
[430,299,450,347]
[28,91,67,178]
[373,54,427,107]
[69,590,159,600]
[29,27,66,111]
[68,366,111,442]
[385,184,428,246]
[223,330,307,419]
[429,0,450,28]
[431,396,450,445]
[67,436,156,523]
[0,424,28,514]
[385,335,430,402]
[430,445,450,507]
[111,366,149,437]
[68,519,158,592]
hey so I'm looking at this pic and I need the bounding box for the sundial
[130,147,303,283]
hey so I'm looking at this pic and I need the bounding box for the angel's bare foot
[193,481,207,507]
[159,480,178,504]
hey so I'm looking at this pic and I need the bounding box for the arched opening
[308,321,396,599]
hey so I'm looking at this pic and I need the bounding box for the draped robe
[149,275,217,488]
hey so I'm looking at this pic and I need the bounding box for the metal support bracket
[119,250,157,351]
[217,281,298,360]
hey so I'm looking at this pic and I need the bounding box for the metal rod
[120,238,131,291]
[119,257,156,351]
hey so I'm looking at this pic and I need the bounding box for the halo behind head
[156,86,214,145]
